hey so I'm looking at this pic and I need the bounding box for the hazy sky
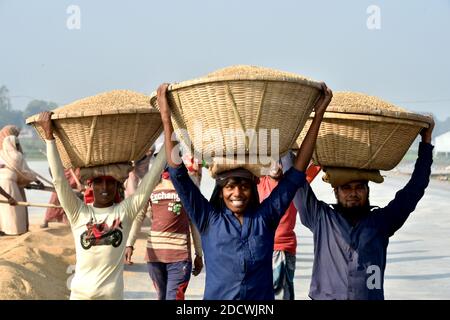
[1,0,449,120]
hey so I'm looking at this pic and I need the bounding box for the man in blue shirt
[287,119,435,300]
[157,82,333,300]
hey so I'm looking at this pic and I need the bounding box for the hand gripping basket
[26,90,163,169]
[296,92,432,170]
[150,65,323,163]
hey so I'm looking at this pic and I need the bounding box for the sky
[1,0,449,120]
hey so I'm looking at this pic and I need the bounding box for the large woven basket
[150,65,323,163]
[26,90,163,169]
[296,92,432,170]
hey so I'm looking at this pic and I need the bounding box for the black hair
[210,176,260,212]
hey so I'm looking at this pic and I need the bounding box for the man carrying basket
[157,82,333,300]
[36,111,165,300]
[285,118,435,300]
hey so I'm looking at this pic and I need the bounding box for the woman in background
[0,125,41,235]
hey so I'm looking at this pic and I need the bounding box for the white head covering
[0,135,37,186]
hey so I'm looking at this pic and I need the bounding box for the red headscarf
[83,176,122,204]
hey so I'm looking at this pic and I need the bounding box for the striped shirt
[145,183,192,263]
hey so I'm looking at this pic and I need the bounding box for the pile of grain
[0,224,75,300]
[328,92,415,117]
[51,90,152,116]
[205,65,316,82]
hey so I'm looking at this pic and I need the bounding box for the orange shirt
[258,176,297,254]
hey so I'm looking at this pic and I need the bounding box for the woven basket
[296,92,432,170]
[150,65,323,163]
[208,156,273,178]
[26,90,163,169]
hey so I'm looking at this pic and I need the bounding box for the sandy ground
[0,223,75,300]
[1,169,449,300]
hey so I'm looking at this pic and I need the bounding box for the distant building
[435,131,450,157]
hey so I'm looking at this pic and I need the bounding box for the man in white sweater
[36,111,166,300]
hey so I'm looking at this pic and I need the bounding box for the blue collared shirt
[168,164,304,300]
[289,142,433,300]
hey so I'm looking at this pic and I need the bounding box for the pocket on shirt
[249,235,273,263]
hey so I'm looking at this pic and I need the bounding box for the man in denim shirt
[287,119,435,300]
[157,82,333,300]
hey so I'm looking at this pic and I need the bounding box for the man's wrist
[422,136,432,144]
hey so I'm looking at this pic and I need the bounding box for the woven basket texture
[150,65,323,162]
[296,92,432,170]
[208,155,273,178]
[26,90,163,169]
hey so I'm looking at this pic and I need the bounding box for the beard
[334,201,371,225]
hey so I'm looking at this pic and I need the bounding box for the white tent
[435,131,450,155]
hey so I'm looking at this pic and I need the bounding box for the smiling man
[157,82,332,300]
[36,111,165,300]
[286,119,435,300]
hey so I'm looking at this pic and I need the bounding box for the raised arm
[259,84,332,227]
[36,111,84,225]
[158,83,180,169]
[158,83,214,232]
[293,83,332,172]
[119,149,167,221]
[376,119,435,237]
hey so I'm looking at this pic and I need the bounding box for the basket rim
[149,75,324,104]
[172,73,324,89]
[312,110,433,126]
[25,108,161,125]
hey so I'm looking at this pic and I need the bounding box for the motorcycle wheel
[80,232,93,250]
[111,230,123,248]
